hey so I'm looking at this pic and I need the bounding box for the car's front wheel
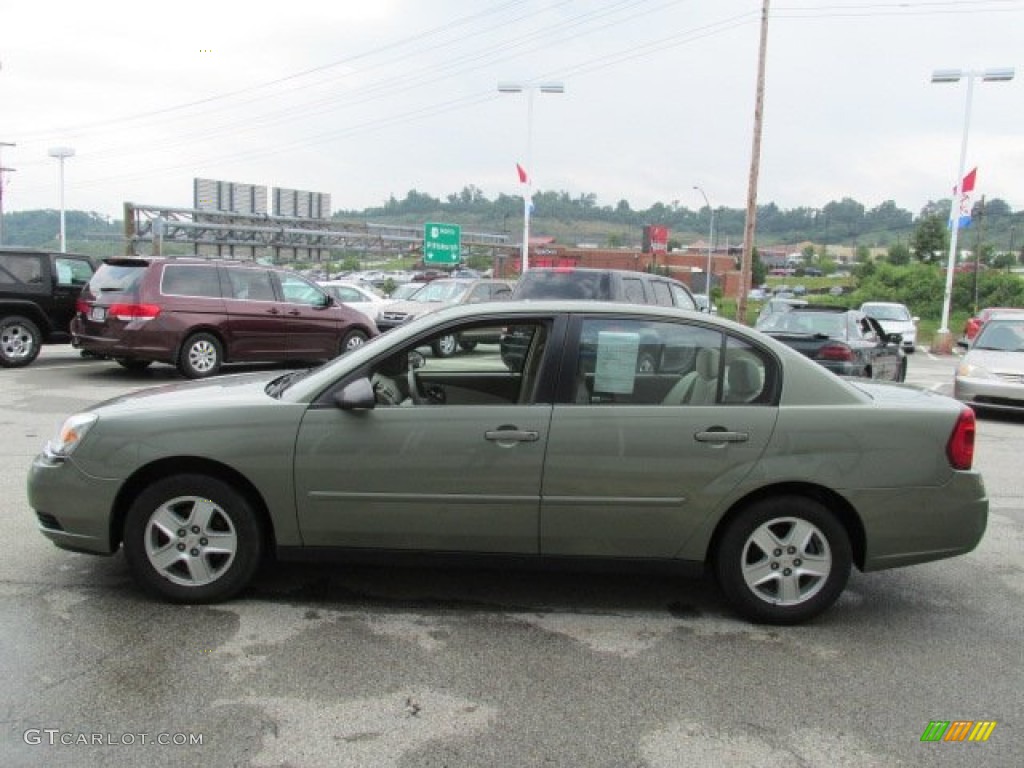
[431,333,458,358]
[123,474,263,603]
[178,332,223,378]
[341,329,369,354]
[0,315,42,368]
[715,495,851,624]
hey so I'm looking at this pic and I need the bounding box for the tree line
[2,189,1022,258]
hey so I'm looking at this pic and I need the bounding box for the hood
[962,348,1024,374]
[87,370,285,415]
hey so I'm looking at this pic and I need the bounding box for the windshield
[513,270,611,300]
[413,281,469,302]
[863,304,910,322]
[764,310,847,337]
[975,321,1024,352]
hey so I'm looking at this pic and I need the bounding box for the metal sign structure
[125,203,509,264]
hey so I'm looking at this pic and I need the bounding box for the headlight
[45,413,98,458]
[956,361,994,380]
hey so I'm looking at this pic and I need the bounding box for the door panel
[293,405,551,552]
[540,404,778,558]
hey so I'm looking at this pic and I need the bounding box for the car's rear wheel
[431,333,458,358]
[0,315,42,368]
[715,495,851,624]
[341,329,369,354]
[178,332,223,378]
[116,358,153,372]
[123,474,262,603]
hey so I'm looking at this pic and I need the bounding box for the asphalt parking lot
[2,346,1022,767]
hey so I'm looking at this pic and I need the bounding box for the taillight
[816,343,855,362]
[946,407,976,470]
[75,298,89,314]
[107,303,161,322]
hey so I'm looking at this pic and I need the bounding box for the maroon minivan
[72,257,376,378]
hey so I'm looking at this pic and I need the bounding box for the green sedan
[28,301,987,624]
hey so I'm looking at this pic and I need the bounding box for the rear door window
[161,264,223,298]
[621,277,646,304]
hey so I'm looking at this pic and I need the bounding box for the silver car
[860,301,918,353]
[955,314,1024,413]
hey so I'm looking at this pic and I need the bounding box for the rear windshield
[513,271,612,300]
[87,263,148,295]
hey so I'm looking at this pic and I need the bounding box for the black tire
[123,474,263,603]
[116,358,154,372]
[178,332,223,378]
[714,495,851,624]
[0,315,42,368]
[341,329,369,354]
[458,339,477,352]
[431,333,458,358]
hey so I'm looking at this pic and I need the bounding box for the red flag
[516,163,529,184]
[960,167,977,194]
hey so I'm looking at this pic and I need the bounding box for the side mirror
[335,378,376,410]
[409,350,426,369]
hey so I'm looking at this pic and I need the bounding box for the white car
[318,280,389,328]
[860,301,918,353]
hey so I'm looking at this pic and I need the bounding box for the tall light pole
[930,66,1014,353]
[48,146,75,252]
[693,186,714,297]
[498,82,564,273]
[0,141,15,246]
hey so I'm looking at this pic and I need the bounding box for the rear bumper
[852,471,988,571]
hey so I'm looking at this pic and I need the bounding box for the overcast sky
[1,0,1021,224]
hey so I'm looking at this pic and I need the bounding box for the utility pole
[0,141,15,246]
[972,195,985,312]
[737,0,770,324]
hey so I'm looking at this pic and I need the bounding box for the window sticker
[593,331,639,394]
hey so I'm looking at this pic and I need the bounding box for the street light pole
[693,186,714,297]
[47,146,75,253]
[930,66,1014,353]
[0,141,15,246]
[498,82,564,273]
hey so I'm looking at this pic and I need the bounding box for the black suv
[511,266,698,310]
[0,248,97,367]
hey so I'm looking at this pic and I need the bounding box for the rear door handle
[695,430,749,443]
[485,429,540,444]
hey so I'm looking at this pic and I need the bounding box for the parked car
[954,313,1024,413]
[0,247,97,367]
[376,278,513,356]
[860,301,918,353]
[962,306,1024,343]
[72,257,376,378]
[29,300,986,624]
[511,267,697,310]
[757,305,906,382]
[317,280,387,328]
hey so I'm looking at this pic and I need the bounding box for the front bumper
[954,375,1024,412]
[27,453,122,555]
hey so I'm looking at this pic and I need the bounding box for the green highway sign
[424,222,461,265]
